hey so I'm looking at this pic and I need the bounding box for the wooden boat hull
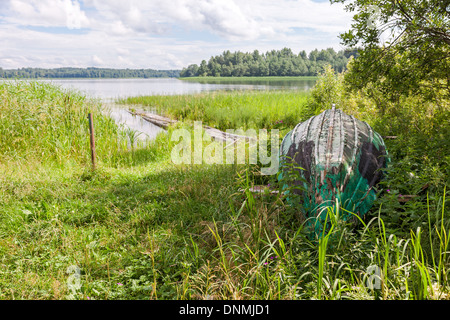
[279,108,389,235]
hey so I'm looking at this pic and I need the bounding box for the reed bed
[0,80,170,168]
[120,90,313,133]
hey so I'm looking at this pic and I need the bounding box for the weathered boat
[278,106,389,236]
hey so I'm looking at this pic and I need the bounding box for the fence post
[88,113,96,171]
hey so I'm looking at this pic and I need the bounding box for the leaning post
[88,113,97,171]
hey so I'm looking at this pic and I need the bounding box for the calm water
[37,77,316,101]
[21,78,316,141]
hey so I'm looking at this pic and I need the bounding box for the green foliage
[308,65,345,113]
[180,48,354,77]
[333,0,449,107]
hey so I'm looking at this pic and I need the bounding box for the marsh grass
[1,80,109,165]
[0,80,448,300]
[0,80,176,169]
[119,90,314,134]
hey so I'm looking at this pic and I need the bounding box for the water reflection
[104,104,165,143]
[181,77,317,91]
[35,77,315,100]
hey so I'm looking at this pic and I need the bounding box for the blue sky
[0,0,354,69]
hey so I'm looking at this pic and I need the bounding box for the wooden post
[88,113,96,170]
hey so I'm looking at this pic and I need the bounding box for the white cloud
[83,0,170,35]
[91,55,104,65]
[7,0,90,29]
[158,0,274,40]
[82,0,351,41]
[0,0,354,69]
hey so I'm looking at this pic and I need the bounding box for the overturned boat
[278,106,389,236]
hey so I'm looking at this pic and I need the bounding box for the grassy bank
[0,80,449,300]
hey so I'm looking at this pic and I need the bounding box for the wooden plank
[129,110,257,143]
[398,195,418,203]
[128,110,176,129]
[239,185,280,195]
[203,125,256,143]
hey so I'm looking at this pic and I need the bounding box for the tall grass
[169,167,448,300]
[120,90,313,132]
[0,80,170,168]
[0,80,108,164]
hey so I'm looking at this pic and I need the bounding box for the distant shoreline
[0,67,181,79]
[179,76,318,81]
[1,75,319,81]
[0,77,179,80]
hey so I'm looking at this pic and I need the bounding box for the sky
[0,0,354,70]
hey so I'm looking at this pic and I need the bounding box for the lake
[8,77,316,141]
[34,77,316,101]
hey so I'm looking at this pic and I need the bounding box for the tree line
[180,47,357,77]
[0,67,180,79]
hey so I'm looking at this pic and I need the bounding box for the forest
[180,47,357,77]
[0,67,180,79]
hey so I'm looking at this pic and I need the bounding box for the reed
[119,90,313,133]
[0,80,171,169]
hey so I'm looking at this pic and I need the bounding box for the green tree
[198,60,208,76]
[332,0,450,106]
[299,50,307,60]
[308,49,319,62]
[294,58,308,75]
[317,49,333,62]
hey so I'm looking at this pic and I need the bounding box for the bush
[308,65,345,113]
